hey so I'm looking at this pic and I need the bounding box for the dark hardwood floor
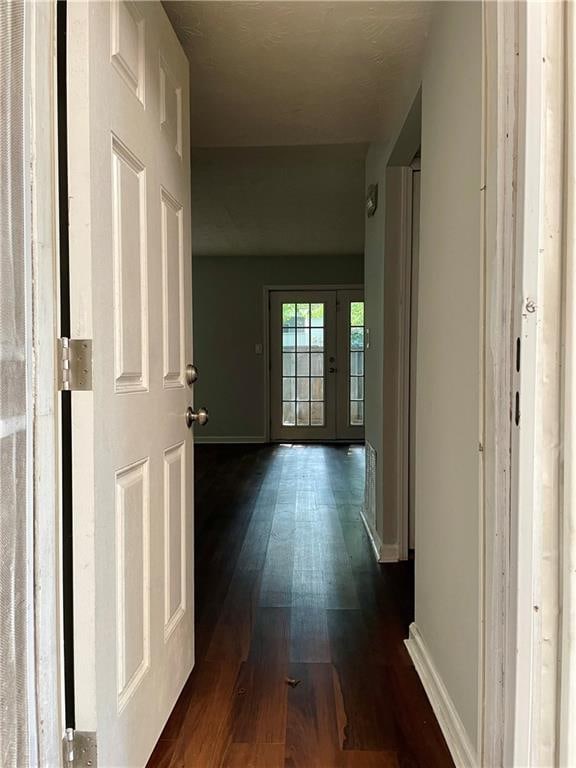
[147,444,454,768]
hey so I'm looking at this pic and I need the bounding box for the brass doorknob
[186,406,208,428]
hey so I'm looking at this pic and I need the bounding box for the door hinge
[58,338,93,391]
[63,729,97,767]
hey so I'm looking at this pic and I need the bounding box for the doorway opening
[52,1,515,766]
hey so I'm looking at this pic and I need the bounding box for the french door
[270,288,365,442]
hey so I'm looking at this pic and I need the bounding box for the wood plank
[340,751,401,768]
[248,607,292,665]
[284,663,341,768]
[230,661,289,744]
[146,740,176,768]
[388,661,453,768]
[331,663,398,751]
[205,568,262,664]
[259,507,296,608]
[173,661,239,767]
[221,742,285,768]
[290,607,331,663]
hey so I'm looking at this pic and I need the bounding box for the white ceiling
[163,1,433,147]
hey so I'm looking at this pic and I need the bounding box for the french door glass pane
[311,303,324,326]
[297,328,310,350]
[283,304,296,327]
[311,402,324,426]
[283,329,295,352]
[281,301,325,427]
[297,303,310,326]
[283,402,296,425]
[350,401,364,426]
[297,402,310,425]
[350,327,364,351]
[350,376,363,400]
[297,378,309,401]
[283,353,295,376]
[350,351,364,376]
[310,353,323,376]
[283,377,295,400]
[350,301,364,326]
[349,301,365,426]
[296,352,310,376]
[311,328,324,350]
[310,377,323,401]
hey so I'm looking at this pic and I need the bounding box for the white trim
[359,505,382,561]
[29,0,63,764]
[378,543,400,563]
[195,435,266,445]
[405,624,478,768]
[507,3,565,765]
[359,506,399,563]
[480,2,518,763]
[396,167,413,562]
[23,1,40,760]
[560,6,576,765]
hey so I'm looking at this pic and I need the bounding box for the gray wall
[193,254,364,441]
[415,0,482,749]
[363,1,482,751]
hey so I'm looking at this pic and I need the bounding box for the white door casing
[67,3,193,766]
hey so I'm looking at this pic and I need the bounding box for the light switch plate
[255,343,263,355]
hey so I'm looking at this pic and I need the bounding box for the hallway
[147,444,453,768]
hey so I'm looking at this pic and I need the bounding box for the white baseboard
[194,435,267,445]
[379,543,400,562]
[405,623,478,768]
[359,506,399,563]
[359,505,383,560]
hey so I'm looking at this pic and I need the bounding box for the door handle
[186,364,198,386]
[329,367,337,373]
[186,406,208,428]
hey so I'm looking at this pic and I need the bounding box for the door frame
[24,0,572,763]
[263,284,363,443]
[27,0,65,764]
[394,167,416,562]
[483,1,566,764]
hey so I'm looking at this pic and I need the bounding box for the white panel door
[67,3,194,766]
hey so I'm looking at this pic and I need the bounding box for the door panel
[270,289,364,442]
[67,3,193,766]
[336,289,366,440]
[271,291,337,441]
